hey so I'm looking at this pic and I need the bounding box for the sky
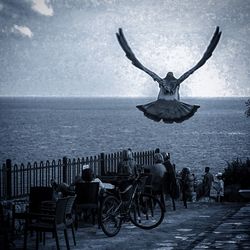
[0,0,250,97]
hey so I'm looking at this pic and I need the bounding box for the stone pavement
[12,201,250,250]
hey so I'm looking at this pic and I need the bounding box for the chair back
[29,187,54,213]
[65,195,76,217]
[75,182,99,205]
[55,197,68,225]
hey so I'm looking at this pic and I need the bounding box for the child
[213,173,224,202]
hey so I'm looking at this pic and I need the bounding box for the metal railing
[0,150,156,200]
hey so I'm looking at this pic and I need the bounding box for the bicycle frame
[100,173,165,237]
[114,175,145,219]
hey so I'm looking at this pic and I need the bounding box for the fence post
[63,156,67,183]
[100,153,106,176]
[6,159,12,200]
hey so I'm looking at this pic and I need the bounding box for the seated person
[50,179,74,198]
[81,166,106,192]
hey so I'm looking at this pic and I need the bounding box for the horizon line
[0,95,249,99]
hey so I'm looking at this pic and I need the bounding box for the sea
[0,97,249,178]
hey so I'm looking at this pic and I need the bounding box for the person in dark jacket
[203,167,214,201]
[180,167,194,208]
[147,153,166,211]
[162,153,179,210]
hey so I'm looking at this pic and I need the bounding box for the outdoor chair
[24,197,70,250]
[64,195,77,246]
[0,203,12,250]
[75,182,100,229]
[28,186,54,213]
[11,199,28,238]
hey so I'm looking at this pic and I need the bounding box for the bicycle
[100,172,165,237]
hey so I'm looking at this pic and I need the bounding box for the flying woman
[116,27,221,123]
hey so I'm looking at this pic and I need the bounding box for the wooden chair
[75,182,100,229]
[24,197,70,250]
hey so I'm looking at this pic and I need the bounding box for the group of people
[117,148,179,210]
[51,148,224,209]
[203,166,224,202]
[177,165,224,206]
[116,148,224,209]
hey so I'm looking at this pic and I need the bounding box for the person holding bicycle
[118,149,137,175]
[117,149,137,201]
[145,153,166,211]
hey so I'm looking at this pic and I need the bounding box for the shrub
[223,158,250,188]
[223,158,250,201]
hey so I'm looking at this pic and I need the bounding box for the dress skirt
[136,99,200,123]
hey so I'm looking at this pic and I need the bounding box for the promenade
[12,200,250,250]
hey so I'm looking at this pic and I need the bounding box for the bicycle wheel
[100,195,122,237]
[130,193,165,229]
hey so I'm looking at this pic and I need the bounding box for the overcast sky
[0,0,250,97]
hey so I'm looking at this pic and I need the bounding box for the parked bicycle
[100,172,165,237]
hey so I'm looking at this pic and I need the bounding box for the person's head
[50,179,58,190]
[121,149,129,161]
[205,167,210,173]
[182,167,190,175]
[82,168,94,182]
[154,153,164,163]
[161,152,170,161]
[127,148,133,160]
[216,172,222,179]
[155,148,160,153]
[74,175,83,184]
[165,72,174,79]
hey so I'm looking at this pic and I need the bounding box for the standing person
[180,167,194,208]
[148,153,166,211]
[162,153,179,211]
[150,153,166,191]
[118,149,136,175]
[202,167,214,201]
[213,173,224,202]
[117,149,136,200]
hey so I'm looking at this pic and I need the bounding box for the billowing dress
[136,83,200,123]
[116,27,221,124]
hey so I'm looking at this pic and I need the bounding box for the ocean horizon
[0,96,249,178]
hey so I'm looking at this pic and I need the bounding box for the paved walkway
[12,201,250,250]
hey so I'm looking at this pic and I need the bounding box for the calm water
[0,97,249,177]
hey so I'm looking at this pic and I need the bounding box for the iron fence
[0,150,155,200]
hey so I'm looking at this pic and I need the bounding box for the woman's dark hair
[82,168,94,182]
[155,148,160,153]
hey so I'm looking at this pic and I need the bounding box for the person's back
[180,167,194,207]
[150,153,166,192]
[82,167,105,192]
[203,167,214,199]
[118,149,136,175]
[165,165,179,199]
